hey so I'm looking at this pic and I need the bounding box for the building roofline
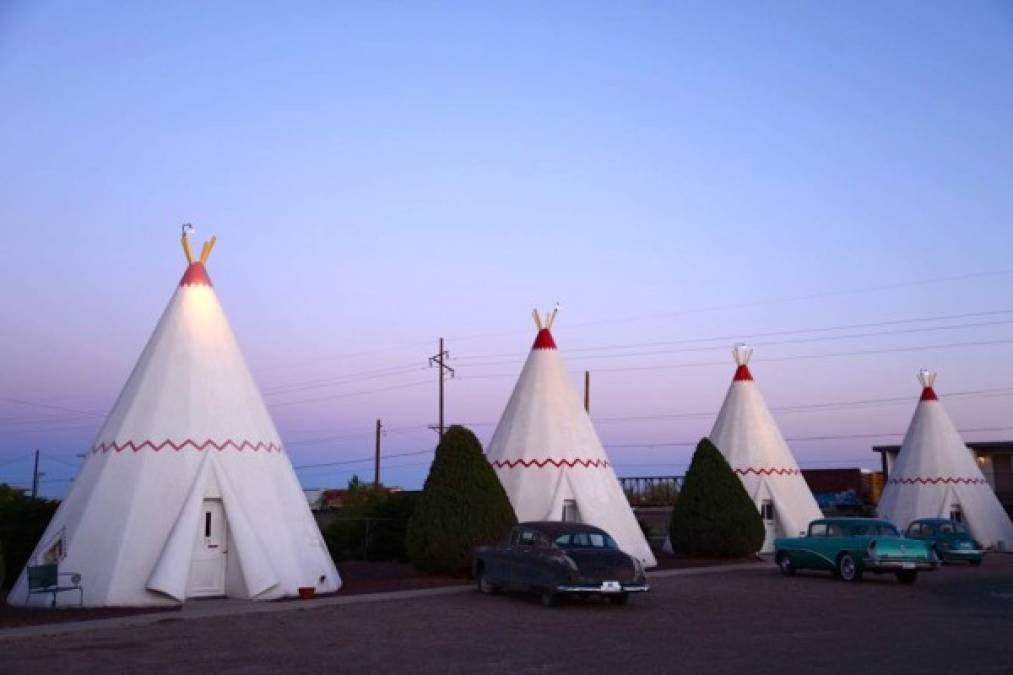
[873,440,1013,454]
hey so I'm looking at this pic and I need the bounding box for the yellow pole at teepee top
[199,235,217,264]
[181,233,194,264]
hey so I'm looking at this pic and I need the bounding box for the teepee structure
[709,344,823,553]
[8,231,340,607]
[877,370,1013,549]
[485,308,656,567]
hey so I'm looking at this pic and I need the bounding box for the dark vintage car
[905,518,985,565]
[473,522,649,607]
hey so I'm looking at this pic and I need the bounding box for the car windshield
[940,522,969,535]
[848,523,899,537]
[554,531,619,549]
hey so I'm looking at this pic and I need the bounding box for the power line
[442,268,1013,343]
[603,425,1013,449]
[267,379,433,409]
[261,362,427,396]
[285,424,428,446]
[452,316,1013,368]
[458,336,1013,380]
[292,449,434,471]
[451,308,1013,362]
[0,396,105,418]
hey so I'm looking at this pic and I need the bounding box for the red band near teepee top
[179,262,213,287]
[532,328,557,350]
[733,365,753,381]
[920,387,938,401]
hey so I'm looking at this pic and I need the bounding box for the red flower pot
[298,586,315,600]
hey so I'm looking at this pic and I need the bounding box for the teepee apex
[530,306,560,350]
[918,369,938,401]
[179,228,217,287]
[732,343,753,381]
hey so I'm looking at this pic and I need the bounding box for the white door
[188,499,227,597]
[562,499,581,522]
[760,500,776,554]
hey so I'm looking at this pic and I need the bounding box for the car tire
[476,568,499,595]
[837,553,862,582]
[609,593,630,606]
[896,570,918,585]
[541,592,560,608]
[776,553,796,576]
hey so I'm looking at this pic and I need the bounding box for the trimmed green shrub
[0,484,60,590]
[668,438,764,557]
[406,425,517,574]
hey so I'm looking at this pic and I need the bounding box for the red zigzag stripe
[491,458,609,469]
[887,476,988,486]
[92,439,284,454]
[734,467,802,476]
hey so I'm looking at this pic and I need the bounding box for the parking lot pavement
[3,556,1012,674]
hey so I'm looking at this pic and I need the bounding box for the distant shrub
[0,484,60,590]
[405,426,517,575]
[668,438,764,557]
[323,485,420,563]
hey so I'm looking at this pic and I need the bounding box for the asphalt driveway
[3,556,1012,674]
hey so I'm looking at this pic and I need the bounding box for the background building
[874,441,1013,518]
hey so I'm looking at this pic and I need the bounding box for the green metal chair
[26,563,83,607]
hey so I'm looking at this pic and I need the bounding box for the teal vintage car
[905,518,984,565]
[774,517,938,584]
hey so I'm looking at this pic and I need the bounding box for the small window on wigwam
[41,533,66,564]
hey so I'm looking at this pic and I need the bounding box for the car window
[907,523,921,536]
[809,523,828,537]
[827,524,844,537]
[554,531,620,549]
[953,522,969,534]
[940,523,954,534]
[849,523,899,537]
[518,530,536,547]
[509,529,522,545]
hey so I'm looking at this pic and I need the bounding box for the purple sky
[1,2,1012,497]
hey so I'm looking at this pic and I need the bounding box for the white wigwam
[485,308,656,567]
[709,344,823,553]
[877,370,1013,549]
[8,233,340,607]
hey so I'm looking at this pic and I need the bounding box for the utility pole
[374,419,382,488]
[584,371,591,413]
[428,337,455,440]
[31,449,40,499]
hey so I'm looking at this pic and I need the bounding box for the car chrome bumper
[942,549,985,557]
[555,584,650,594]
[865,557,939,571]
